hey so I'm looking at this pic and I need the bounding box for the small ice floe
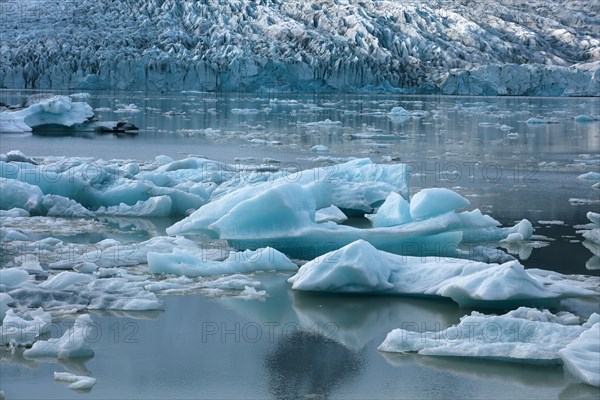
[559,319,600,387]
[526,117,557,124]
[379,308,598,371]
[309,145,330,152]
[574,115,599,123]
[538,220,565,226]
[315,205,347,224]
[578,171,600,181]
[0,308,51,346]
[54,372,97,390]
[577,212,600,270]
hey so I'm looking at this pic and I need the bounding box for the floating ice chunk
[0,178,44,213]
[169,159,409,236]
[289,240,594,307]
[42,195,94,218]
[0,208,29,218]
[409,188,470,220]
[24,314,95,359]
[238,286,267,300]
[526,117,551,124]
[0,96,93,133]
[574,115,599,123]
[15,254,43,273]
[587,212,600,227]
[370,192,411,227]
[389,107,412,123]
[4,150,37,165]
[559,322,600,387]
[578,172,600,181]
[1,308,52,346]
[309,145,330,152]
[315,205,347,224]
[0,268,31,288]
[39,272,94,291]
[148,247,297,277]
[154,155,174,165]
[538,220,565,225]
[0,228,29,241]
[73,262,99,274]
[501,232,525,243]
[95,196,173,218]
[54,372,97,390]
[378,309,598,366]
[0,293,15,320]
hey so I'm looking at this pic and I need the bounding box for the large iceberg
[0,96,93,133]
[167,160,531,259]
[288,240,595,308]
[0,1,597,95]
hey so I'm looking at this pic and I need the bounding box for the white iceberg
[288,240,595,307]
[0,307,52,346]
[0,96,93,133]
[24,314,95,359]
[378,308,599,366]
[559,319,600,387]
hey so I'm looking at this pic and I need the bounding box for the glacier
[0,0,598,95]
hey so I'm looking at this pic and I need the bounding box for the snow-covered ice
[378,308,599,367]
[24,314,95,359]
[559,318,600,387]
[0,96,93,133]
[288,240,595,308]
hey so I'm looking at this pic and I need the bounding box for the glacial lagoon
[0,90,599,399]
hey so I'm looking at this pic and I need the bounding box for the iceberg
[288,240,595,308]
[559,319,600,387]
[147,247,298,277]
[0,96,93,133]
[0,308,52,347]
[169,172,530,260]
[24,314,95,359]
[378,308,599,366]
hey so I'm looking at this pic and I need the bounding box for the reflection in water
[381,352,565,388]
[292,291,464,351]
[1,346,93,376]
[265,331,365,400]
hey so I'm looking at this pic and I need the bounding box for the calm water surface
[0,91,599,399]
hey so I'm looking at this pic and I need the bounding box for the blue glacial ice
[167,160,531,259]
[0,96,93,133]
[288,240,595,308]
[148,247,298,277]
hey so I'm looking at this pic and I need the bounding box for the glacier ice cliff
[0,0,598,95]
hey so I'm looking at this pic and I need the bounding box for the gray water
[1,91,599,399]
